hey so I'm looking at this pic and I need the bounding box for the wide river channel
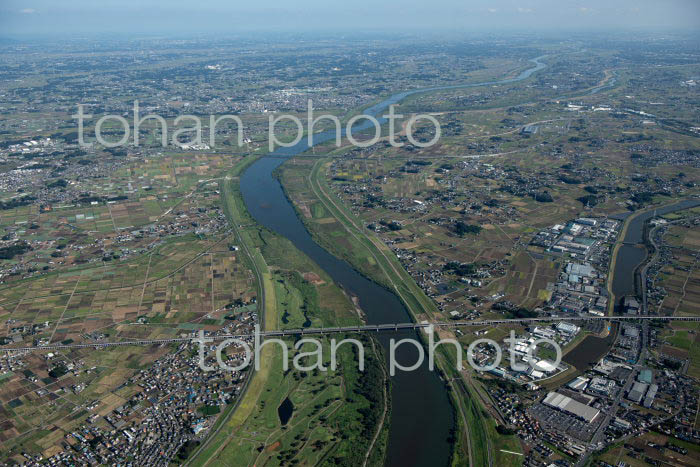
[239,57,547,466]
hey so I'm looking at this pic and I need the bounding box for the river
[238,56,548,466]
[611,199,700,302]
[565,199,700,373]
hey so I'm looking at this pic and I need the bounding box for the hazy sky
[2,0,699,36]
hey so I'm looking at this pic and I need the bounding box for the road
[576,343,648,467]
[182,171,268,466]
[574,214,698,465]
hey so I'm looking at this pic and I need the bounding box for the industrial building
[628,381,649,403]
[643,384,658,408]
[542,392,600,423]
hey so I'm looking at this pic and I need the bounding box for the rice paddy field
[0,153,262,458]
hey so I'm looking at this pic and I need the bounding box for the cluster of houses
[7,309,257,466]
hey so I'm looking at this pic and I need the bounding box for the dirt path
[136,251,154,317]
[363,337,389,467]
[48,279,80,344]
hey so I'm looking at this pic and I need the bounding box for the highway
[3,315,699,353]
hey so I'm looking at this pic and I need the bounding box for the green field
[188,157,390,466]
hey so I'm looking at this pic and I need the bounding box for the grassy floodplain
[278,156,516,466]
[188,155,391,466]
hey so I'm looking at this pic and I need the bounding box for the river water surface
[566,199,700,372]
[239,57,547,466]
[611,199,700,300]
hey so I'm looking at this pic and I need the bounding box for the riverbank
[608,199,700,315]
[189,157,392,466]
[205,55,550,467]
[278,156,533,465]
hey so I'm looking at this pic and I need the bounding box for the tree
[453,221,482,236]
[534,191,553,202]
[577,194,599,207]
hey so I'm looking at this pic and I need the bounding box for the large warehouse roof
[543,392,600,423]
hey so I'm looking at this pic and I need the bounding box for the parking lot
[530,402,602,441]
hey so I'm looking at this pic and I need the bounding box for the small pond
[278,397,294,425]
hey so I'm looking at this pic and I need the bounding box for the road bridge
[3,315,698,353]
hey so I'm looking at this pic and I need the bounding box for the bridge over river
[4,315,698,352]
